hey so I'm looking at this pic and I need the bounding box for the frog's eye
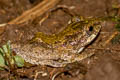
[89,26,93,31]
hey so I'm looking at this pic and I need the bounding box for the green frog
[12,16,101,67]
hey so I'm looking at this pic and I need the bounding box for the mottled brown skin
[12,17,101,67]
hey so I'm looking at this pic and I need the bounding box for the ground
[0,0,120,80]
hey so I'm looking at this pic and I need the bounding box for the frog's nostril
[89,26,93,31]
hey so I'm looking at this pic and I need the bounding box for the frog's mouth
[76,24,101,53]
[86,34,97,43]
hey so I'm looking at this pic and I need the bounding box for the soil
[0,0,120,80]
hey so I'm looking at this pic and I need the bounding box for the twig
[34,70,47,80]
[39,5,75,26]
[8,0,60,24]
[52,71,65,80]
[0,23,7,27]
[34,71,41,80]
[0,0,60,34]
[103,31,118,46]
[87,46,120,51]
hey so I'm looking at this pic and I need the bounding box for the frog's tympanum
[12,17,101,67]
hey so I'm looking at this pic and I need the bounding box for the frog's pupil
[89,26,93,31]
[29,0,35,3]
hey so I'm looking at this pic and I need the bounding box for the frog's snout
[94,25,101,33]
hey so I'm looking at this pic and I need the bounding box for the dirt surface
[0,0,120,80]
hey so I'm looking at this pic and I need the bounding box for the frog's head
[69,16,101,35]
[84,20,101,44]
[68,17,101,45]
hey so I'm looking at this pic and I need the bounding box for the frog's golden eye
[89,26,93,31]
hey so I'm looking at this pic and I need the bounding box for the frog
[11,16,101,67]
